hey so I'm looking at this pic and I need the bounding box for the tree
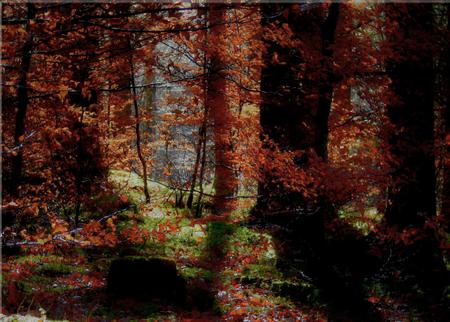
[384,2,447,298]
[10,3,35,194]
[385,4,436,227]
[129,40,151,204]
[441,5,450,219]
[255,3,340,248]
[206,3,237,215]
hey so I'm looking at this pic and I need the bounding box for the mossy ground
[2,170,428,321]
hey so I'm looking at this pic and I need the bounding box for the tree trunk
[207,3,237,215]
[187,124,205,209]
[129,55,151,204]
[195,126,208,218]
[255,3,339,240]
[385,4,436,227]
[254,5,383,318]
[11,3,35,194]
[67,6,103,227]
[189,21,211,210]
[385,3,446,300]
[316,3,340,162]
[441,5,450,218]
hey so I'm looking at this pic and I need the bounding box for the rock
[107,257,186,304]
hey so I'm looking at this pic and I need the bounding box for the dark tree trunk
[257,4,317,222]
[385,4,436,227]
[316,3,340,162]
[254,5,381,319]
[67,6,104,227]
[385,3,447,302]
[255,3,339,243]
[442,5,450,219]
[11,3,35,195]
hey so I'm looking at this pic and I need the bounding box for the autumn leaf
[58,84,69,102]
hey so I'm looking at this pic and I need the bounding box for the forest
[1,1,449,321]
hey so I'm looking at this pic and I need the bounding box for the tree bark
[255,6,382,317]
[67,5,104,227]
[441,5,450,218]
[207,3,237,215]
[316,3,340,162]
[385,4,436,227]
[256,3,339,236]
[385,3,446,300]
[11,3,35,194]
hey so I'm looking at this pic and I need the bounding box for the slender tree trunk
[192,23,211,215]
[188,29,210,210]
[187,124,205,209]
[207,2,237,215]
[195,127,208,217]
[73,102,85,228]
[129,56,151,203]
[11,3,35,194]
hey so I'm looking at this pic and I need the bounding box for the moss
[140,215,206,259]
[15,254,64,265]
[205,221,236,251]
[35,262,84,277]
[16,273,77,295]
[180,266,214,282]
[240,263,320,304]
[241,264,281,281]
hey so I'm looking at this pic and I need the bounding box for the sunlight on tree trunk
[207,2,237,215]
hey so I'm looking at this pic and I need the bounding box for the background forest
[1,1,449,321]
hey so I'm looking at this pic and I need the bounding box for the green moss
[165,225,205,259]
[15,254,64,265]
[239,263,320,304]
[180,266,214,282]
[241,263,281,281]
[35,262,84,276]
[205,221,235,249]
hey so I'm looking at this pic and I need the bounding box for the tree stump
[107,257,186,304]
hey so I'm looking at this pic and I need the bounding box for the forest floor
[0,170,437,321]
